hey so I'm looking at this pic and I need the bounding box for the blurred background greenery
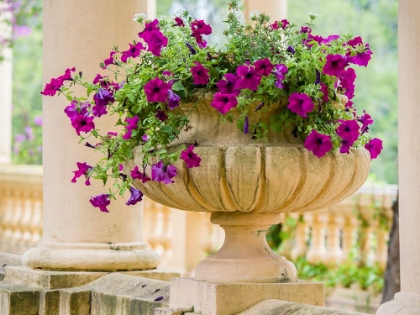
[10,0,397,184]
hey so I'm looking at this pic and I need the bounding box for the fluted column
[22,0,159,271]
[377,0,420,313]
[0,3,12,164]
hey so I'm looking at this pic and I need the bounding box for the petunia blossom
[71,162,93,185]
[304,130,333,158]
[168,90,181,109]
[217,73,239,95]
[323,54,347,77]
[210,93,238,114]
[144,31,168,56]
[122,116,139,140]
[336,119,360,143]
[71,113,95,136]
[272,64,288,89]
[130,165,151,183]
[287,93,314,118]
[244,116,249,134]
[126,186,143,206]
[89,194,111,213]
[144,77,171,102]
[236,65,261,91]
[64,100,90,119]
[151,161,178,184]
[180,145,202,168]
[254,58,274,77]
[346,36,373,67]
[41,67,76,96]
[156,110,168,122]
[101,51,117,69]
[358,110,373,133]
[121,42,144,62]
[320,82,329,103]
[364,138,383,159]
[339,139,353,154]
[174,17,185,27]
[191,62,210,85]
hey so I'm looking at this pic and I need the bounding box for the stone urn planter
[127,94,370,283]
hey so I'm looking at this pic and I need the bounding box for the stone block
[0,282,40,315]
[39,290,60,315]
[59,288,91,315]
[168,278,325,315]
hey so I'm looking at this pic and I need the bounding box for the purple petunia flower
[287,93,314,118]
[138,20,168,56]
[336,119,360,144]
[280,19,289,29]
[321,35,340,45]
[144,77,171,103]
[339,68,356,100]
[217,73,239,95]
[191,62,210,85]
[180,145,202,168]
[364,138,383,159]
[346,36,373,67]
[41,67,76,96]
[122,116,139,140]
[174,17,185,27]
[358,110,373,133]
[156,110,168,122]
[131,165,151,183]
[142,134,149,142]
[210,93,238,114]
[323,54,348,77]
[64,100,90,119]
[286,45,295,55]
[126,186,143,206]
[185,42,197,54]
[71,113,95,136]
[236,65,261,91]
[244,116,249,134]
[270,21,280,30]
[93,88,115,116]
[89,194,111,213]
[168,90,181,109]
[300,26,312,34]
[304,130,333,158]
[320,82,329,103]
[121,42,144,63]
[151,161,178,184]
[340,139,353,154]
[15,134,25,143]
[191,19,212,36]
[71,162,93,186]
[101,51,117,69]
[255,58,274,77]
[272,64,288,89]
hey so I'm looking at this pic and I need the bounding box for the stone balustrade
[0,164,397,273]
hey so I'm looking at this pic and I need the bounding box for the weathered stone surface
[0,282,40,315]
[39,290,60,315]
[0,253,22,281]
[237,299,370,315]
[169,277,324,315]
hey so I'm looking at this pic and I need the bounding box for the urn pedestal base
[194,212,297,283]
[156,277,324,315]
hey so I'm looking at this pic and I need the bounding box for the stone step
[0,282,41,315]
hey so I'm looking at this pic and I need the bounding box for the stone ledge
[168,278,325,315]
[237,299,371,315]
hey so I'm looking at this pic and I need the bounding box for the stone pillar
[22,0,159,271]
[0,3,12,164]
[377,0,420,314]
[243,0,287,21]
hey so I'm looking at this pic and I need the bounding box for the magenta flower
[131,165,151,183]
[210,93,238,114]
[126,186,143,206]
[144,77,171,102]
[139,19,160,35]
[89,194,111,213]
[364,138,383,159]
[151,161,178,184]
[71,113,95,136]
[174,17,185,27]
[64,100,90,119]
[339,139,353,154]
[145,31,169,56]
[41,67,76,96]
[358,110,373,133]
[320,82,329,102]
[93,74,107,85]
[101,51,117,69]
[323,54,348,77]
[122,116,139,140]
[336,119,360,143]
[121,42,144,62]
[287,93,314,118]
[346,36,373,67]
[339,68,356,98]
[300,26,312,34]
[92,88,114,117]
[156,110,168,122]
[304,130,333,158]
[255,58,274,77]
[181,145,202,168]
[142,134,149,142]
[191,19,212,35]
[71,162,93,186]
[280,19,289,29]
[236,65,261,91]
[270,21,280,30]
[191,62,210,85]
[168,90,181,109]
[321,35,340,45]
[217,73,239,95]
[272,64,288,89]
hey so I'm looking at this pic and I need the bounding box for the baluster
[324,208,345,266]
[290,214,307,260]
[306,212,328,264]
[159,204,173,266]
[143,197,160,252]
[28,189,43,244]
[20,189,33,247]
[2,187,14,240]
[278,213,294,259]
[10,188,24,243]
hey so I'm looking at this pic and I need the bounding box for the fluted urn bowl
[127,93,370,283]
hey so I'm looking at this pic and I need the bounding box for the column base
[163,277,324,315]
[377,292,420,315]
[22,240,160,272]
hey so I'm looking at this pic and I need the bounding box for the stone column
[377,0,420,314]
[0,3,12,164]
[243,0,287,21]
[22,0,159,271]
